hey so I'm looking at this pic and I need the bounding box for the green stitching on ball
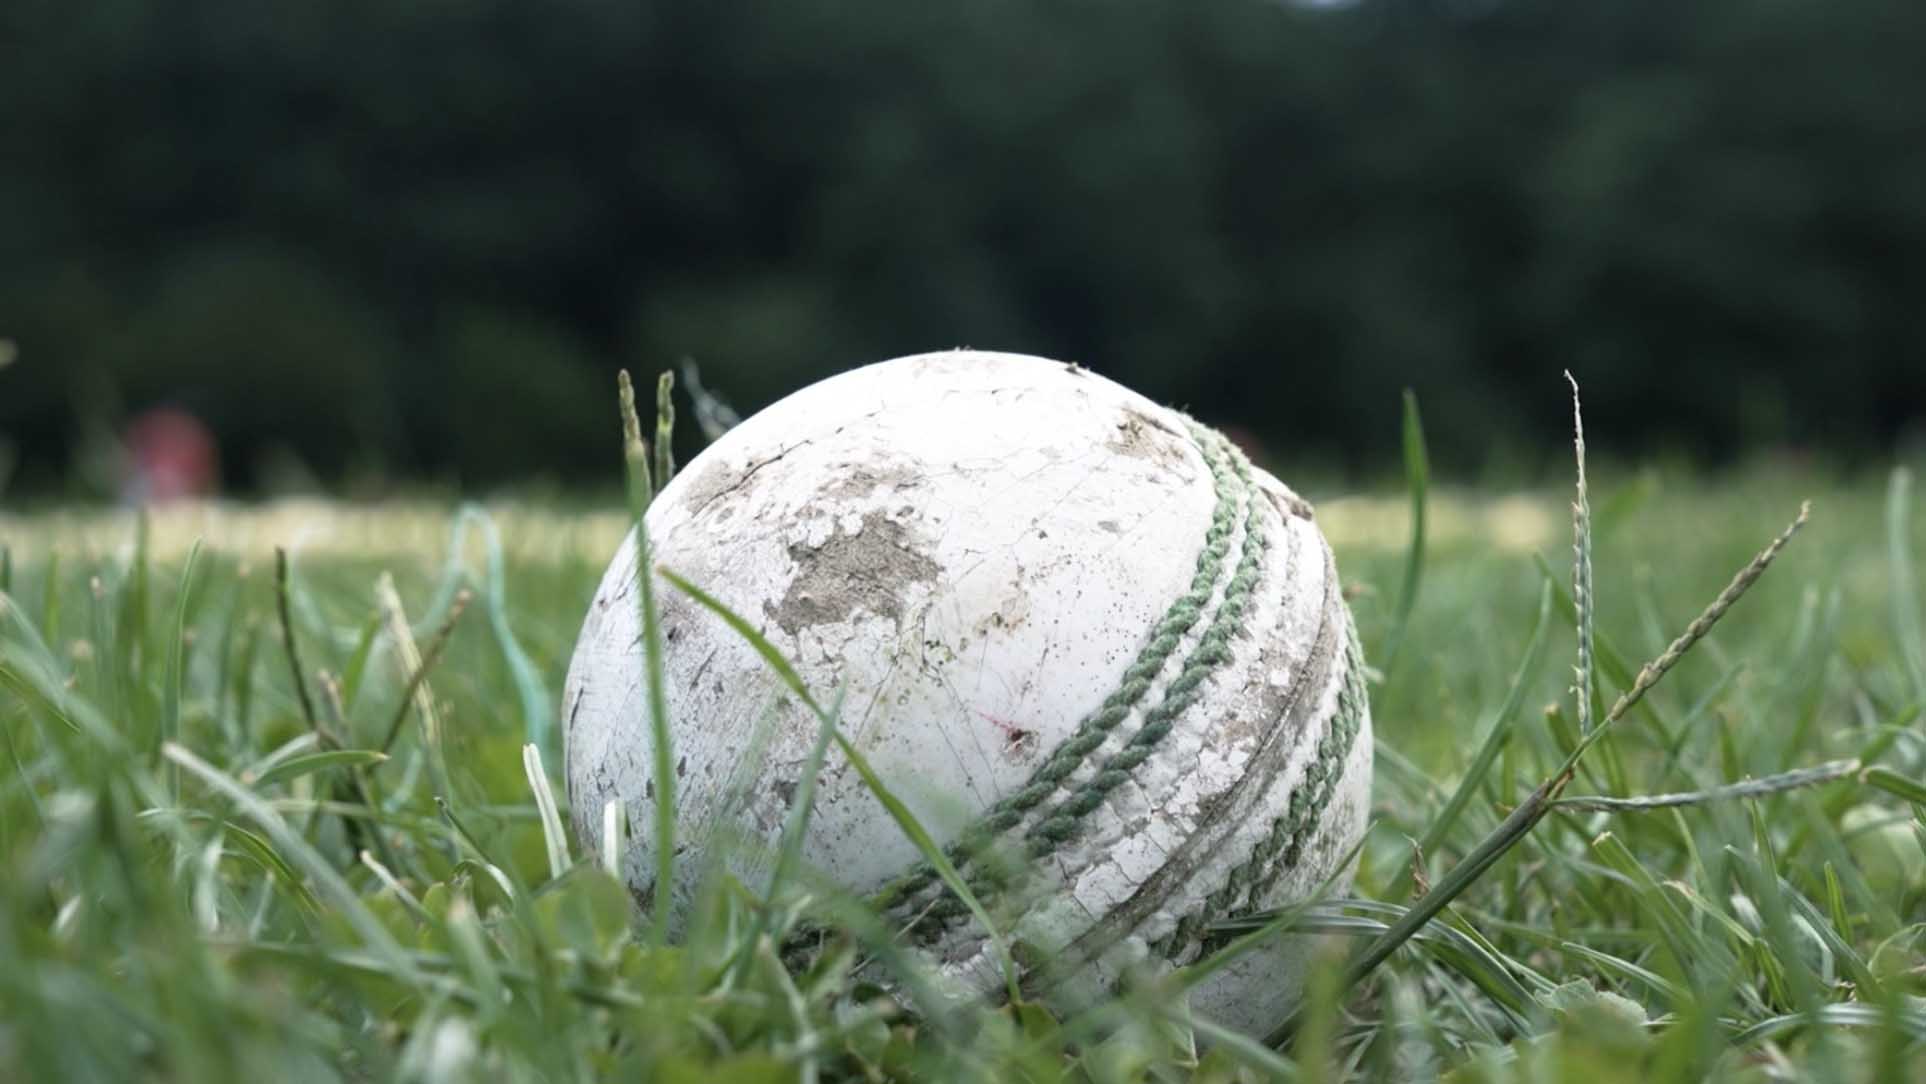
[1152,622,1368,961]
[1019,445,1267,853]
[870,422,1251,927]
[902,434,1273,939]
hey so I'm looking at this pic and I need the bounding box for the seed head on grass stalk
[656,370,677,489]
[1571,500,1811,768]
[617,368,677,944]
[1567,371,1595,734]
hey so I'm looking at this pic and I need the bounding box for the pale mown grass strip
[1,491,1568,565]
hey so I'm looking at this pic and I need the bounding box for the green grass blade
[1185,835,1366,994]
[1419,580,1553,856]
[246,749,390,789]
[834,715,1022,1002]
[1378,388,1428,675]
[219,819,322,912]
[162,540,203,799]
[1861,765,1926,806]
[471,508,553,754]
[88,572,122,728]
[1888,467,1926,702]
[1555,940,1685,1004]
[521,742,571,882]
[659,569,815,713]
[662,563,1022,1003]
[740,686,842,972]
[120,508,152,703]
[1187,1014,1303,1081]
[162,741,421,984]
[273,548,320,732]
[1532,550,1674,741]
[618,370,675,945]
[337,610,383,716]
[39,550,61,644]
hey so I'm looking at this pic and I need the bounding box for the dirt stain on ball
[1106,407,1193,474]
[764,510,940,636]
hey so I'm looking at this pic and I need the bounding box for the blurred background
[2,0,1923,500]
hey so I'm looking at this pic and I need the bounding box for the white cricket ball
[564,350,1372,1033]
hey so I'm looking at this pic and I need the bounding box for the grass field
[3,433,1924,1080]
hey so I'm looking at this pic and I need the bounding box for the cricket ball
[564,350,1372,1032]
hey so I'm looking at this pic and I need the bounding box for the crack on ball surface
[816,460,922,502]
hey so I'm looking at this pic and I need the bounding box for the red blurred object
[123,407,219,503]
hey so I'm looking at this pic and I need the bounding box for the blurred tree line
[2,0,1922,493]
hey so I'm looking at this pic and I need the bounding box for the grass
[2,396,1925,1080]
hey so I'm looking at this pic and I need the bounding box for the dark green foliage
[4,0,1926,490]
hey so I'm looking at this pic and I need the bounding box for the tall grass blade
[1419,580,1553,857]
[337,611,383,715]
[470,509,553,755]
[374,574,461,763]
[522,742,571,881]
[247,748,390,789]
[600,799,624,879]
[1860,765,1926,806]
[163,741,421,983]
[162,540,203,799]
[661,565,1023,1003]
[1888,467,1926,701]
[1379,389,1428,675]
[39,550,61,643]
[680,357,742,443]
[737,687,844,980]
[274,548,319,732]
[618,369,675,943]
